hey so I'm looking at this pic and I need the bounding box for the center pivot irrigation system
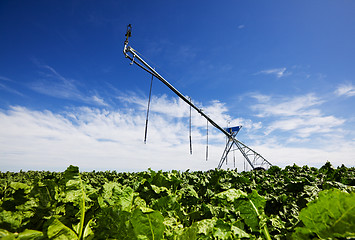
[123,24,272,170]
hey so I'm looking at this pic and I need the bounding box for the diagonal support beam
[123,25,272,170]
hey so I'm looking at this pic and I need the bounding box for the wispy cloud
[30,64,107,106]
[0,95,237,172]
[251,93,323,117]
[266,115,344,138]
[176,45,196,61]
[1,93,353,172]
[0,92,355,171]
[335,83,355,97]
[0,76,12,82]
[249,93,345,140]
[257,67,290,78]
[91,95,108,106]
[31,65,80,98]
[0,83,24,96]
[0,76,24,96]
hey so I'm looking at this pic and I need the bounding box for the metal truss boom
[123,24,272,170]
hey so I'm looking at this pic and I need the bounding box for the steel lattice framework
[123,24,272,170]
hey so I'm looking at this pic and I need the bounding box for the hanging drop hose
[189,97,192,155]
[233,143,236,168]
[206,119,209,161]
[144,75,154,144]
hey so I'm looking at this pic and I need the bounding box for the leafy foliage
[0,162,354,239]
[293,188,355,239]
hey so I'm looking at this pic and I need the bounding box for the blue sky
[1,0,354,172]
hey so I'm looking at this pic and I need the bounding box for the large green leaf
[233,190,271,239]
[9,182,31,193]
[61,165,88,240]
[0,181,37,232]
[247,190,266,214]
[47,218,78,240]
[230,225,250,239]
[294,188,355,239]
[151,195,185,222]
[131,208,165,240]
[0,210,23,232]
[178,218,217,239]
[93,207,132,239]
[213,219,232,239]
[62,166,87,205]
[98,182,134,211]
[0,229,44,240]
[194,218,216,235]
[234,190,265,232]
[212,189,247,203]
[178,218,250,239]
[82,219,95,240]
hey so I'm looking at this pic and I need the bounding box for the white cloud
[30,64,108,106]
[0,83,24,96]
[266,115,345,138]
[0,93,353,172]
[0,76,12,82]
[249,93,271,103]
[0,95,239,172]
[176,45,196,61]
[335,83,355,97]
[118,93,232,129]
[257,68,289,78]
[250,93,346,139]
[251,93,323,117]
[92,95,108,106]
[0,76,24,96]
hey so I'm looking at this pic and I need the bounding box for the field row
[0,162,354,239]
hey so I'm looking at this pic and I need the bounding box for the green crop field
[0,162,354,239]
